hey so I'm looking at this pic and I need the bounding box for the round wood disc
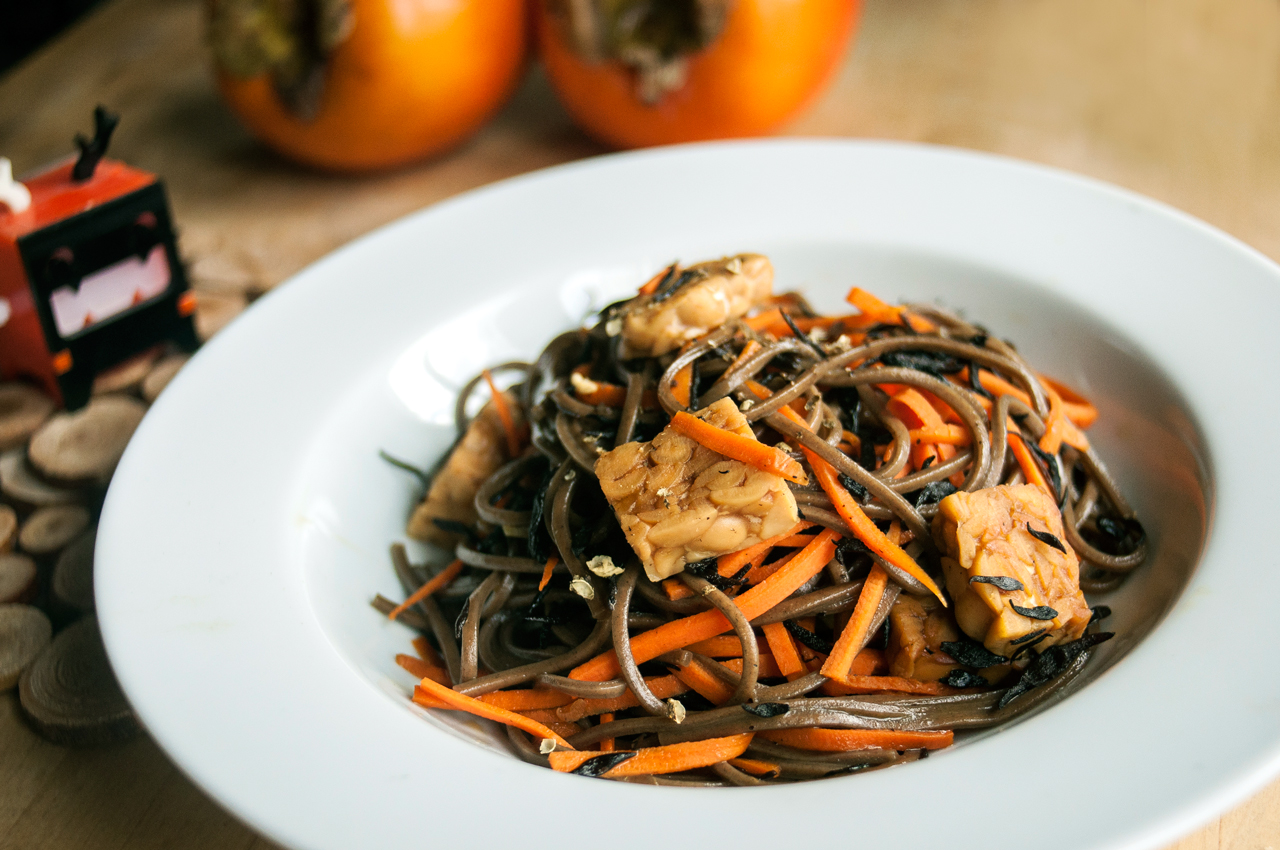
[0,604,52,690]
[19,615,139,745]
[28,395,147,486]
[0,384,55,452]
[19,505,91,558]
[0,503,17,553]
[52,530,95,615]
[0,449,82,508]
[0,553,37,604]
[141,353,190,403]
[91,347,161,395]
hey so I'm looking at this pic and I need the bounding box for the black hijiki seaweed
[649,267,704,305]
[940,636,1009,668]
[969,575,1024,592]
[1009,628,1048,646]
[784,619,835,655]
[997,632,1114,708]
[741,702,790,718]
[1010,602,1059,620]
[1025,522,1068,554]
[1027,439,1063,499]
[780,310,828,360]
[838,472,869,502]
[686,556,751,591]
[570,751,639,777]
[942,669,988,688]
[1089,605,1112,625]
[1092,516,1147,556]
[967,360,993,400]
[910,480,957,508]
[526,463,558,563]
[877,349,964,378]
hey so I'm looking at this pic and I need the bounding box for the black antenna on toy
[71,106,120,182]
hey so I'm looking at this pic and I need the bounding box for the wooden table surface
[2,0,1278,847]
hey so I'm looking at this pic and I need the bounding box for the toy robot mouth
[48,244,170,339]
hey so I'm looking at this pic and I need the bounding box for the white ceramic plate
[97,141,1280,850]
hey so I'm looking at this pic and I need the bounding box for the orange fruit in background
[212,0,528,172]
[536,0,862,150]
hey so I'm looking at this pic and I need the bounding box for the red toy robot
[0,107,198,409]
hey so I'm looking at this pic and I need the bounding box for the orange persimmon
[209,0,528,171]
[535,0,861,149]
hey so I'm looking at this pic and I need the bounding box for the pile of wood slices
[0,347,188,745]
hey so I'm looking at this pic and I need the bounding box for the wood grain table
[2,0,1278,847]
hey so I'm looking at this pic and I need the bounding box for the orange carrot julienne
[723,654,783,679]
[556,675,688,721]
[827,675,956,695]
[1007,430,1052,495]
[575,379,628,407]
[548,733,754,776]
[716,520,812,575]
[820,563,889,683]
[671,659,734,705]
[730,757,780,777]
[726,339,763,375]
[805,452,947,606]
[477,689,574,711]
[388,559,465,621]
[760,728,953,752]
[412,676,575,750]
[538,555,558,592]
[483,370,523,459]
[663,577,695,601]
[670,363,694,408]
[744,307,785,332]
[685,635,745,658]
[671,410,808,485]
[908,424,971,446]
[761,621,805,680]
[598,712,616,752]
[395,653,450,685]
[516,708,570,724]
[569,529,840,681]
[412,635,444,668]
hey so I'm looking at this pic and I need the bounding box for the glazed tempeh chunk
[407,393,522,548]
[932,484,1092,659]
[595,397,799,581]
[620,254,773,358]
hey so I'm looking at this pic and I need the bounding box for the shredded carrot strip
[477,689,574,711]
[845,287,936,332]
[388,559,464,621]
[598,712,615,752]
[483,370,523,459]
[638,263,677,296]
[1007,430,1052,495]
[671,659,734,705]
[723,654,783,679]
[820,564,889,682]
[556,675,688,721]
[761,621,805,680]
[806,452,947,606]
[726,339,763,375]
[760,728,953,752]
[412,635,444,668]
[685,636,745,658]
[729,757,780,777]
[548,733,754,776]
[395,653,450,685]
[516,708,569,724]
[716,520,812,575]
[908,424,971,446]
[412,677,575,749]
[670,364,694,408]
[576,379,628,407]
[1040,374,1098,428]
[663,577,695,601]
[538,555,558,592]
[827,675,956,695]
[671,411,808,484]
[744,307,785,332]
[569,529,840,681]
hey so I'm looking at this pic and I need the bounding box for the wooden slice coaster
[0,604,52,690]
[19,505,91,558]
[141,353,190,403]
[0,503,17,553]
[52,530,95,616]
[19,616,139,745]
[0,554,37,604]
[28,395,147,486]
[0,383,55,452]
[91,347,161,395]
[0,449,82,508]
